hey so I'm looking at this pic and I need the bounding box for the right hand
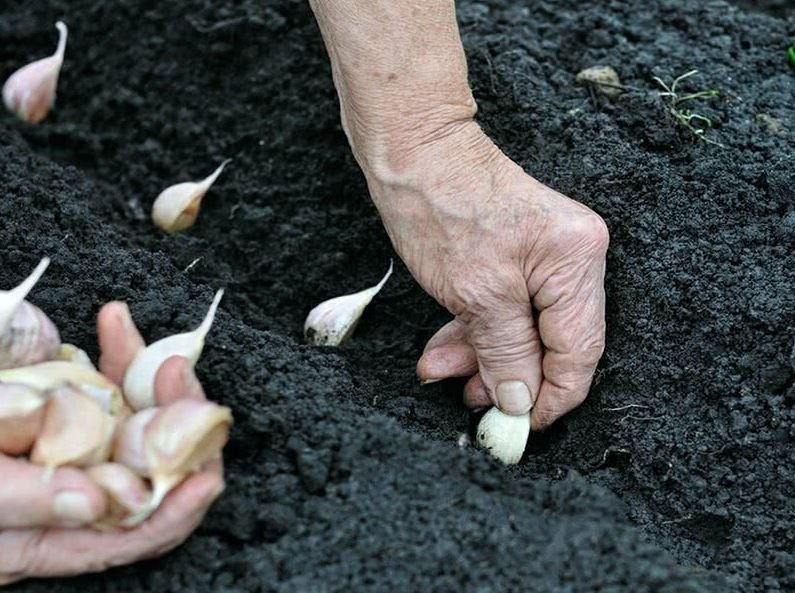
[0,303,224,585]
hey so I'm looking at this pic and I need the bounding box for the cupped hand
[366,122,608,430]
[0,303,224,585]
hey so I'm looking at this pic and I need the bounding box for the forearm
[308,0,478,178]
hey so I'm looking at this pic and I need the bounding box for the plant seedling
[653,69,724,147]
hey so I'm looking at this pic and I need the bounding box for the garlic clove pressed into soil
[476,407,531,465]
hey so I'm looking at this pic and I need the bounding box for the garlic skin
[0,361,124,415]
[30,385,116,473]
[123,289,224,411]
[112,407,158,476]
[2,22,68,124]
[0,383,46,455]
[86,463,152,528]
[151,159,231,234]
[0,257,61,369]
[476,407,530,465]
[304,261,393,346]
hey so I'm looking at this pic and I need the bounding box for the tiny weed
[653,69,724,147]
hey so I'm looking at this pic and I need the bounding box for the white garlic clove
[30,385,116,473]
[0,257,50,333]
[304,260,393,346]
[0,383,46,455]
[476,407,530,465]
[151,159,231,233]
[122,289,223,411]
[0,361,124,415]
[86,462,152,528]
[2,22,68,124]
[112,407,158,476]
[57,343,96,370]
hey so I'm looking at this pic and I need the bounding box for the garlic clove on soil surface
[0,257,61,369]
[123,289,224,411]
[0,383,46,455]
[151,159,231,233]
[112,407,158,476]
[30,385,117,474]
[86,462,152,528]
[304,260,393,346]
[2,21,68,124]
[476,407,531,465]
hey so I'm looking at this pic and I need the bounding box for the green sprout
[788,47,795,68]
[653,69,724,147]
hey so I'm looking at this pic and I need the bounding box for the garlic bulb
[2,21,68,124]
[0,361,124,415]
[476,407,530,465]
[151,159,231,233]
[86,463,152,528]
[30,385,116,474]
[0,257,61,369]
[0,383,46,455]
[304,261,393,346]
[123,289,224,411]
[112,407,158,476]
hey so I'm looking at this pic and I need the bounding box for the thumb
[0,455,107,528]
[466,298,542,415]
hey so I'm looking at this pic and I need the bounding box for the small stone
[576,65,623,97]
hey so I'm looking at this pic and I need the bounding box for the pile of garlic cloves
[0,258,232,529]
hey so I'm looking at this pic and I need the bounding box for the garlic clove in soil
[112,407,158,476]
[0,257,61,369]
[86,462,152,528]
[57,343,96,370]
[123,289,224,411]
[2,21,68,124]
[151,159,231,234]
[0,361,124,415]
[304,260,393,346]
[30,385,117,474]
[0,383,46,455]
[476,407,531,465]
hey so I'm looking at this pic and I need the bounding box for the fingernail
[420,378,443,385]
[496,381,533,415]
[54,491,96,525]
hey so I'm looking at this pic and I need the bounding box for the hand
[364,122,608,429]
[0,303,224,585]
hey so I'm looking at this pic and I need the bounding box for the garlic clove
[0,361,124,415]
[2,22,68,124]
[57,343,96,370]
[0,383,46,455]
[30,385,116,473]
[151,159,231,233]
[123,289,224,411]
[0,257,50,333]
[86,462,152,527]
[304,260,393,346]
[112,407,158,476]
[145,399,232,513]
[475,407,530,465]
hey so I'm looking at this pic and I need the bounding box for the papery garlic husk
[112,407,158,476]
[123,289,224,411]
[0,361,124,415]
[476,407,530,465]
[30,385,117,473]
[2,22,68,124]
[57,343,96,370]
[151,159,231,234]
[0,383,46,455]
[304,260,393,346]
[86,462,152,528]
[0,257,61,369]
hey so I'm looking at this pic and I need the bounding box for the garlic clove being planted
[30,385,116,473]
[304,260,393,346]
[112,407,158,476]
[475,407,530,465]
[151,159,231,234]
[86,463,152,528]
[123,289,224,411]
[0,361,124,415]
[0,383,46,455]
[2,22,68,124]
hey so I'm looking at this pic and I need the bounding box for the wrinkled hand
[0,303,224,585]
[366,122,608,429]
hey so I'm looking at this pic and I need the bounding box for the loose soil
[1,0,793,591]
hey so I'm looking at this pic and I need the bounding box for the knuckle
[559,212,610,255]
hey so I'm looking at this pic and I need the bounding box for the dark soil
[1,0,793,591]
